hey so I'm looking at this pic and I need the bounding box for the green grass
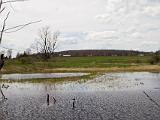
[1,56,159,83]
[5,56,150,67]
[2,56,159,73]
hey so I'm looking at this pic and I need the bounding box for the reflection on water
[1,72,160,95]
[0,73,88,80]
[0,72,160,120]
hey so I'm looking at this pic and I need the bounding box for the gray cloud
[1,0,160,55]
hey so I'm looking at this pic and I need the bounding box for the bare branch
[3,20,42,33]
[0,86,6,100]
[0,12,10,43]
[0,0,3,10]
[2,0,28,4]
[0,6,5,13]
[34,26,60,58]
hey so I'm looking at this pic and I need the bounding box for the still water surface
[0,73,88,80]
[0,72,160,120]
[1,72,160,93]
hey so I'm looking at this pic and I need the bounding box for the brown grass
[1,65,160,73]
[43,65,160,72]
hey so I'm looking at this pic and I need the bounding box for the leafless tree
[36,26,60,58]
[0,0,41,100]
[0,0,40,43]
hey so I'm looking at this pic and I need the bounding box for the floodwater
[0,73,88,80]
[0,72,160,120]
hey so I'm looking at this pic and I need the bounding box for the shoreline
[0,65,160,83]
[1,65,160,74]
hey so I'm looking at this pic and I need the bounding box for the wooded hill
[55,50,152,57]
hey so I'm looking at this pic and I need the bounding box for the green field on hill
[1,56,159,73]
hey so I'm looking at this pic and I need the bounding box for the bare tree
[36,26,60,58]
[0,0,41,100]
[0,0,41,43]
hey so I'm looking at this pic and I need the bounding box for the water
[1,72,160,93]
[0,72,160,120]
[0,73,88,80]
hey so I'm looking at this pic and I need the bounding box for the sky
[1,0,160,55]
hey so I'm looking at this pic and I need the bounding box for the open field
[1,56,160,73]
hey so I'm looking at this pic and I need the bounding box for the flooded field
[0,72,160,120]
[0,73,88,80]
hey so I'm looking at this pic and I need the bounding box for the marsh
[0,72,160,120]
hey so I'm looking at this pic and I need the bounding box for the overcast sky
[1,0,160,54]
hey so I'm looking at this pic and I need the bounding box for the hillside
[56,49,152,57]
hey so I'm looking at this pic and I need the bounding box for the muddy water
[0,72,160,120]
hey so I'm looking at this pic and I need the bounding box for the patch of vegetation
[0,72,98,83]
[2,56,160,73]
[19,57,33,64]
[149,55,160,65]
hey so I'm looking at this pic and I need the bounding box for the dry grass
[1,65,160,73]
[42,65,160,72]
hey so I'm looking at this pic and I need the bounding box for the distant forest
[55,50,153,57]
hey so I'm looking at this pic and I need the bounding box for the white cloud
[86,31,118,41]
[142,5,160,16]
[1,0,160,54]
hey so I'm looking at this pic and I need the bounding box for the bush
[149,55,160,65]
[135,59,141,63]
[20,57,33,64]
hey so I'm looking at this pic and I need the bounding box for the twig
[4,20,42,33]
[2,0,28,4]
[143,91,160,108]
[0,12,10,43]
[0,6,5,13]
[0,85,7,100]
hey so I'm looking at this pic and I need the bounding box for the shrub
[135,59,141,63]
[149,55,160,65]
[20,57,33,64]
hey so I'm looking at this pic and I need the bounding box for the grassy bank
[1,56,160,73]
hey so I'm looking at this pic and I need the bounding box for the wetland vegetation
[2,55,160,74]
